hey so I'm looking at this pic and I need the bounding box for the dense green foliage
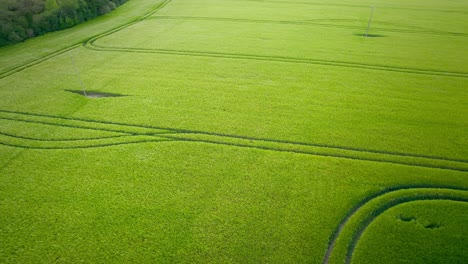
[0,0,467,263]
[0,0,127,46]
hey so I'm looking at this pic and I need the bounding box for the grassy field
[0,0,467,263]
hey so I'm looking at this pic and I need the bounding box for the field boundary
[1,109,467,172]
[323,186,468,264]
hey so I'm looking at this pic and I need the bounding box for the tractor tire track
[238,0,468,14]
[84,6,468,79]
[0,116,137,136]
[2,109,467,164]
[85,43,468,79]
[148,16,467,37]
[0,0,174,80]
[0,111,174,136]
[83,0,173,50]
[323,186,468,264]
[0,131,128,142]
[167,137,468,173]
[2,110,467,172]
[0,138,176,150]
[344,196,468,264]
[0,44,81,80]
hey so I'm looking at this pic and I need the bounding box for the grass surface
[0,0,467,263]
[352,200,468,263]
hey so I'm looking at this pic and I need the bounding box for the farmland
[0,0,467,263]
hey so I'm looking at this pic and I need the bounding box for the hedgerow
[0,0,127,46]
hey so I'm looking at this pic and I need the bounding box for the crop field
[0,0,467,263]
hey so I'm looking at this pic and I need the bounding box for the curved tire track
[0,0,173,80]
[345,196,468,264]
[323,186,468,264]
[1,109,468,172]
[3,109,467,164]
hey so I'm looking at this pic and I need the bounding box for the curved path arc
[323,185,468,264]
[344,196,468,264]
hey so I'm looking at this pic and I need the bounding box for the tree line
[0,0,127,47]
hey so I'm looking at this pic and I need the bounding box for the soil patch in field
[354,33,386,38]
[65,90,127,98]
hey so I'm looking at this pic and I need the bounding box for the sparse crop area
[0,0,467,263]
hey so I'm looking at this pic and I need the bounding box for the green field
[0,0,467,263]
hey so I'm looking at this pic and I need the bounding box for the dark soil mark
[354,33,386,38]
[397,214,443,229]
[424,222,442,229]
[397,214,417,222]
[65,89,127,98]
